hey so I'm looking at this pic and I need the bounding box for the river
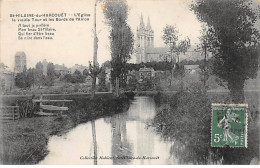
[39,96,177,165]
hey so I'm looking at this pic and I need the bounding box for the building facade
[14,51,26,73]
[136,15,169,64]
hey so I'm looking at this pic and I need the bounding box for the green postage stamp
[211,104,248,148]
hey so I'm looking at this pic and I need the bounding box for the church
[135,14,169,64]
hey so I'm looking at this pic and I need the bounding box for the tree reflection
[110,113,133,165]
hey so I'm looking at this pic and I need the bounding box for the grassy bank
[0,94,131,165]
[0,116,74,164]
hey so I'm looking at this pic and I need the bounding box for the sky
[0,0,204,69]
[1,0,257,70]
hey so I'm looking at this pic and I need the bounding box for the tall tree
[46,63,55,86]
[97,68,108,92]
[35,62,44,88]
[103,0,134,95]
[196,25,211,87]
[191,0,260,103]
[15,71,27,89]
[162,25,191,63]
[26,68,35,89]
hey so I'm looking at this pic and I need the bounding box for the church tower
[136,14,154,63]
[146,16,154,48]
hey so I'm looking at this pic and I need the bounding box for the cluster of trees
[61,69,89,83]
[15,61,93,90]
[126,77,156,91]
[126,59,205,72]
[15,62,56,89]
[126,62,171,71]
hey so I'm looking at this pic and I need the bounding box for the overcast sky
[0,0,258,69]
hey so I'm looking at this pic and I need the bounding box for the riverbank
[0,116,74,164]
[0,94,131,164]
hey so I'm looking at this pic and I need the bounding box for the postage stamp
[211,103,248,148]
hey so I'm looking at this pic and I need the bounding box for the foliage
[97,68,108,92]
[46,63,56,86]
[15,67,36,89]
[162,25,190,87]
[26,68,35,88]
[88,61,102,91]
[125,77,138,91]
[162,25,179,48]
[191,0,260,103]
[103,0,134,89]
[15,71,27,89]
[126,61,171,71]
[35,62,44,88]
[152,84,211,164]
[62,70,86,83]
[102,60,112,69]
[162,25,191,62]
[136,78,154,91]
[82,69,89,76]
[67,94,131,124]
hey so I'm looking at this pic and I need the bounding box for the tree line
[14,62,90,89]
[15,62,55,89]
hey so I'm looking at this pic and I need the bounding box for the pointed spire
[139,13,145,29]
[147,16,151,30]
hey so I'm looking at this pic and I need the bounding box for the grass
[0,116,74,164]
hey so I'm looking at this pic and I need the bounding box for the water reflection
[40,97,176,165]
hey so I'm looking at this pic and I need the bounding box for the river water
[40,97,177,165]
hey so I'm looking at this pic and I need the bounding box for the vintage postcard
[0,0,259,165]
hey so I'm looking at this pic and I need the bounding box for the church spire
[147,16,151,30]
[139,13,145,29]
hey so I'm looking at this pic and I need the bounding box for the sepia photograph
[0,0,259,165]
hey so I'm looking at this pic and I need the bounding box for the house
[138,67,155,82]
